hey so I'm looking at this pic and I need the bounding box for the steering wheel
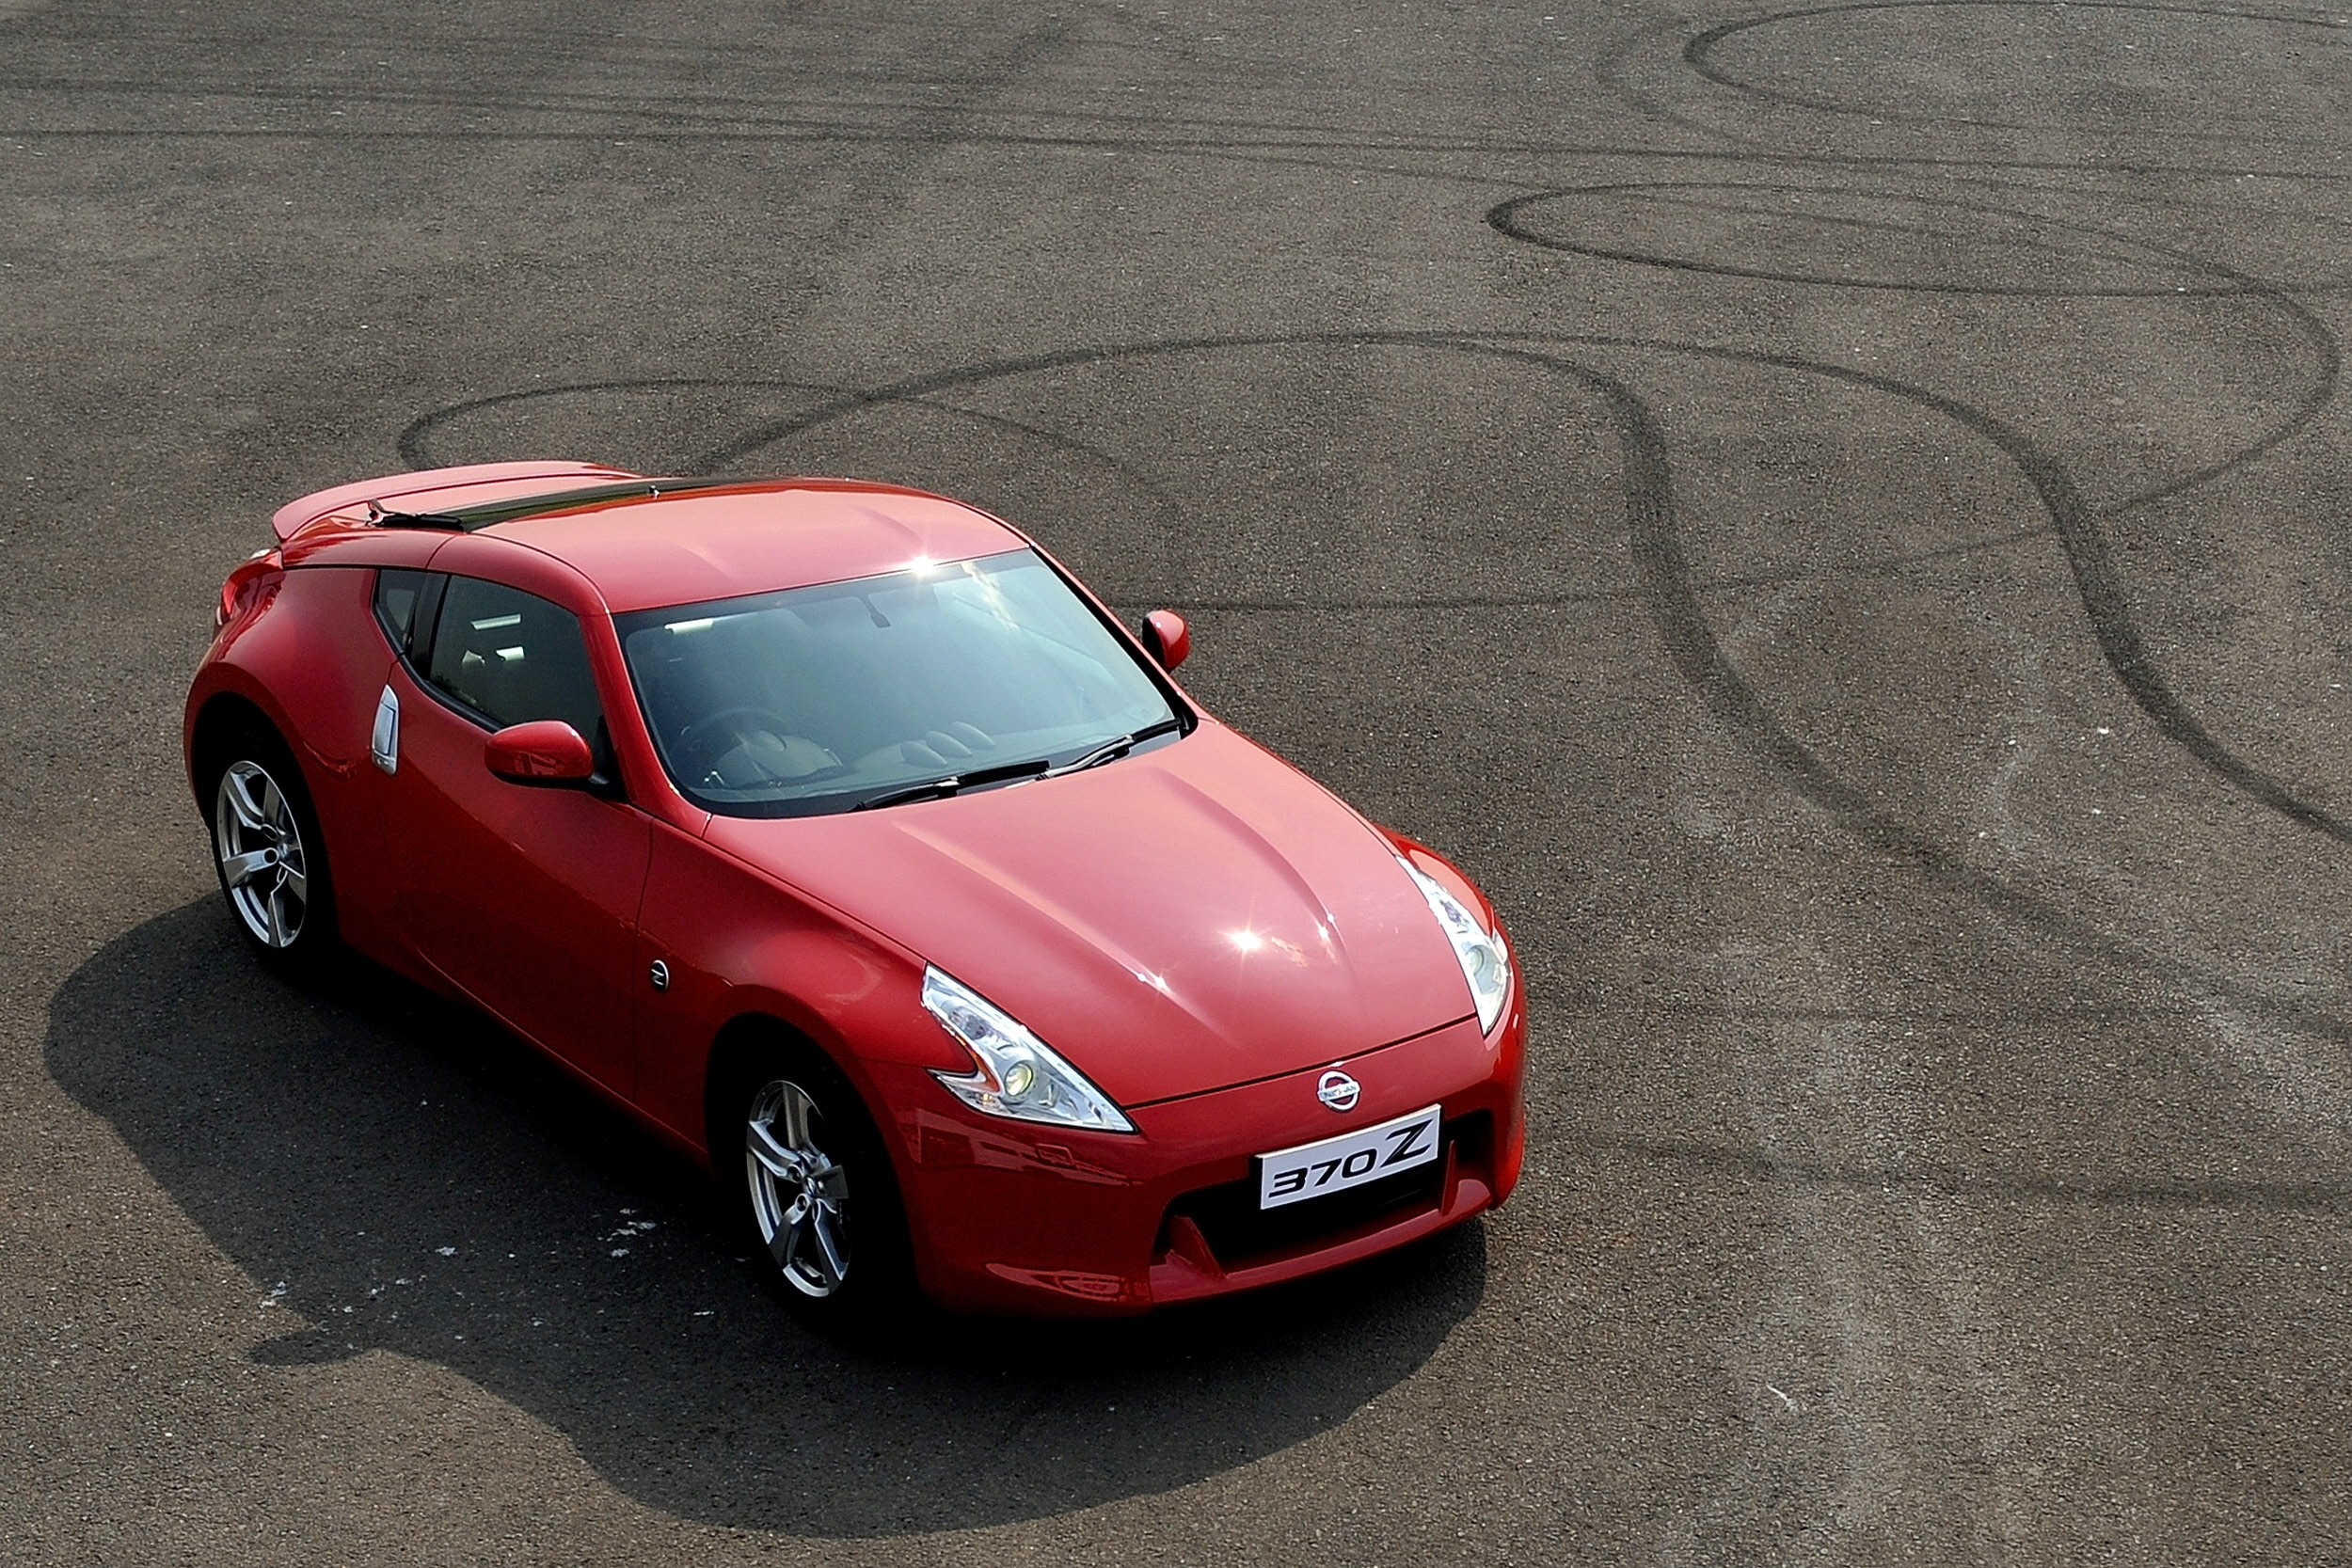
[677,706,847,788]
[681,705,795,761]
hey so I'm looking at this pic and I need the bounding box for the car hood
[700,722,1474,1106]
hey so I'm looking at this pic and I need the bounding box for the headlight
[921,968,1136,1133]
[1399,857,1511,1033]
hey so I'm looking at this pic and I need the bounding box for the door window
[422,576,606,741]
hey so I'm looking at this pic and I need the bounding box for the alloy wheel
[214,759,310,949]
[745,1079,852,1297]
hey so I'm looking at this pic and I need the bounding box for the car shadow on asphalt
[45,899,1486,1534]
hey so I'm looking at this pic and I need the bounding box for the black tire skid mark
[2096,280,2342,517]
[1934,159,2352,226]
[1712,342,2352,846]
[13,0,2352,196]
[405,369,2055,616]
[0,10,1294,87]
[1486,176,2345,695]
[1684,0,2352,141]
[1590,7,1778,156]
[1594,0,2348,166]
[399,376,849,471]
[689,333,1626,472]
[1552,328,2352,846]
[1543,334,2352,1053]
[396,376,1181,519]
[1487,180,2279,298]
[0,0,2338,150]
[1547,346,1906,842]
[17,110,2352,205]
[0,66,1669,174]
[15,24,2352,197]
[1145,526,2055,612]
[0,110,1555,196]
[1660,341,2352,845]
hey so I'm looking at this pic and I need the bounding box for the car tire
[723,1037,917,1331]
[200,723,339,975]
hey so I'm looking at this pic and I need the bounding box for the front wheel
[206,731,337,974]
[731,1043,914,1328]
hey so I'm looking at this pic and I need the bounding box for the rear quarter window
[373,568,432,656]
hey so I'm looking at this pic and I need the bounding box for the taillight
[215,547,283,632]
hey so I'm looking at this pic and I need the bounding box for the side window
[422,576,605,741]
[373,568,431,656]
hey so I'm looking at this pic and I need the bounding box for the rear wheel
[203,727,337,974]
[725,1039,914,1328]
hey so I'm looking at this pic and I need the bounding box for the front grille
[1164,1112,1487,1269]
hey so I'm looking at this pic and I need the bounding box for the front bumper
[877,990,1526,1315]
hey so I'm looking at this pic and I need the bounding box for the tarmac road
[4,0,2350,1561]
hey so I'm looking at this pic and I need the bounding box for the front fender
[632,819,966,1167]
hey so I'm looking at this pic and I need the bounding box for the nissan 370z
[184,461,1527,1319]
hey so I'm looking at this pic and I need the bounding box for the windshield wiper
[1045,717,1184,778]
[853,757,1054,812]
[854,719,1184,810]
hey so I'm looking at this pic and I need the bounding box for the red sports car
[185,460,1526,1319]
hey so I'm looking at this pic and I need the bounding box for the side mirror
[1140,609,1190,671]
[485,720,596,785]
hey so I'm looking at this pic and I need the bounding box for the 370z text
[1256,1104,1442,1210]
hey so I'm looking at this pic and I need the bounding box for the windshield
[617,548,1184,816]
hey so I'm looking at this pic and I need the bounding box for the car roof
[280,465,1030,614]
[475,481,1029,614]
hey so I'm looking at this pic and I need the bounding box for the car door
[376,566,651,1099]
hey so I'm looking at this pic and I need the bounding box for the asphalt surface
[5,0,2351,1561]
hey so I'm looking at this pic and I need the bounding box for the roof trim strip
[369,477,745,532]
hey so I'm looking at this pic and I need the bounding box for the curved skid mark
[1591,8,1771,155]
[1534,350,1901,840]
[890,396,1188,519]
[397,375,1179,516]
[1139,525,2055,612]
[1486,179,2343,297]
[2098,286,2343,517]
[407,365,2058,610]
[1702,343,2352,846]
[1517,337,2352,1051]
[397,376,852,471]
[1684,0,2352,140]
[1486,330,2352,849]
[1488,181,2272,298]
[1485,182,2345,522]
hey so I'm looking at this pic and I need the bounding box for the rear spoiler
[268,460,644,543]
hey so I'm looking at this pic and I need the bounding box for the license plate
[1256,1103,1442,1210]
